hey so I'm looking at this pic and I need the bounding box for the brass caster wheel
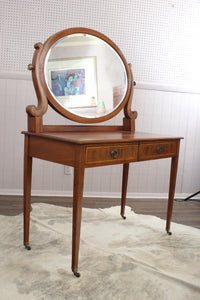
[166,230,172,236]
[73,271,81,277]
[24,243,31,250]
[72,268,81,277]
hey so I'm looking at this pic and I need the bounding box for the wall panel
[0,76,199,198]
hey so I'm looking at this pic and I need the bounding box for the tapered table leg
[23,136,32,250]
[121,163,129,219]
[166,141,180,235]
[72,165,85,277]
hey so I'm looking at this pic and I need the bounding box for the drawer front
[139,141,177,161]
[86,144,138,165]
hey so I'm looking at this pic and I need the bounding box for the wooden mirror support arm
[123,64,138,132]
[26,43,48,133]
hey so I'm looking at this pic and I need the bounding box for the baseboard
[0,189,199,200]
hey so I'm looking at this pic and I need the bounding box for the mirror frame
[38,27,132,123]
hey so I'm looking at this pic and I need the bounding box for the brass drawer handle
[111,149,118,159]
[157,145,163,154]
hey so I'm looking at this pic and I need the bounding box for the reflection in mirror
[45,33,127,118]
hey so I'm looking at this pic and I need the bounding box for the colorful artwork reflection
[51,69,85,97]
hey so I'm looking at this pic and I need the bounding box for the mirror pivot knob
[27,64,35,71]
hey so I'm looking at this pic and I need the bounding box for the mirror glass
[45,33,127,118]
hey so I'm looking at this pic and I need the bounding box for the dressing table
[23,27,182,277]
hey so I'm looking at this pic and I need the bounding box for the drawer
[86,144,138,166]
[139,141,177,161]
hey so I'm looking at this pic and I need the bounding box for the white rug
[0,203,200,300]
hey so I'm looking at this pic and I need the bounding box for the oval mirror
[43,28,130,123]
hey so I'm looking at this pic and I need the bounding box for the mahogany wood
[85,143,138,166]
[166,140,180,234]
[123,64,137,132]
[138,141,177,161]
[23,27,183,276]
[121,163,129,219]
[72,161,85,276]
[23,131,181,144]
[28,136,77,166]
[22,132,182,275]
[23,135,32,249]
[26,42,48,133]
[43,125,124,133]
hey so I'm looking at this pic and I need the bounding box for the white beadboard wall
[0,75,199,198]
[0,0,200,198]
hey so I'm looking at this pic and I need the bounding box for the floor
[0,195,199,229]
